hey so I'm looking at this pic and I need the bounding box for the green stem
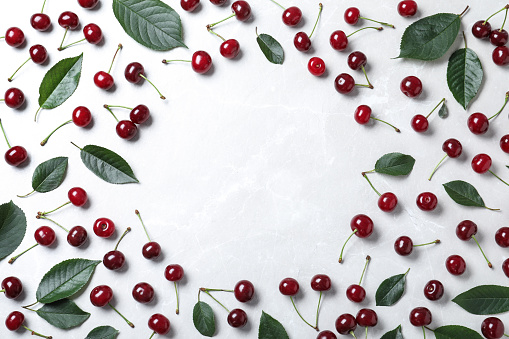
[202,288,234,293]
[39,201,71,216]
[308,3,323,39]
[426,98,445,119]
[149,331,156,339]
[423,326,426,339]
[358,255,371,285]
[17,190,35,198]
[485,206,501,211]
[103,105,119,122]
[489,170,509,187]
[41,0,47,12]
[359,16,394,28]
[114,227,131,251]
[350,331,358,339]
[0,289,4,293]
[0,36,4,39]
[135,210,151,242]
[370,117,400,132]
[34,107,42,122]
[202,290,230,313]
[414,240,440,247]
[175,281,180,314]
[106,105,133,111]
[22,301,39,309]
[347,26,383,38]
[0,119,12,148]
[315,291,322,329]
[290,296,318,331]
[361,65,373,89]
[40,120,72,146]
[355,83,373,89]
[365,327,368,339]
[207,28,226,42]
[38,215,69,232]
[8,58,31,82]
[362,173,381,196]
[268,0,285,10]
[501,8,508,31]
[108,44,123,74]
[484,5,509,24]
[23,325,52,339]
[58,27,69,51]
[207,13,236,28]
[9,243,39,264]
[428,154,448,181]
[339,229,358,263]
[59,38,86,51]
[70,141,83,150]
[108,303,135,328]
[139,74,166,100]
[488,92,509,120]
[471,235,493,268]
[162,59,191,63]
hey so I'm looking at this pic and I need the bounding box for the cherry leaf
[381,325,404,339]
[447,48,483,109]
[36,299,90,329]
[258,311,289,339]
[375,269,410,306]
[374,153,415,176]
[434,325,483,339]
[30,157,68,194]
[256,31,284,65]
[443,180,497,210]
[85,326,119,339]
[193,301,215,337]
[452,285,509,315]
[0,201,26,261]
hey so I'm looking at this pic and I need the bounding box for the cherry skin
[397,1,417,17]
[482,317,505,339]
[335,313,357,334]
[90,285,113,307]
[282,7,302,26]
[330,30,348,51]
[231,1,251,21]
[500,135,509,153]
[103,250,126,270]
[5,27,25,47]
[72,106,92,127]
[58,12,79,29]
[394,236,413,256]
[409,307,432,327]
[129,105,150,124]
[317,330,337,339]
[279,278,299,296]
[125,62,144,83]
[93,218,115,238]
[446,255,466,275]
[5,311,24,331]
[493,46,509,66]
[472,20,492,39]
[424,280,444,301]
[220,39,240,59]
[346,284,365,303]
[181,0,200,12]
[344,7,361,25]
[1,277,23,299]
[471,153,492,174]
[68,187,88,206]
[234,280,255,302]
[378,192,397,212]
[132,282,155,303]
[210,0,227,5]
[227,309,248,328]
[495,227,509,247]
[456,220,477,241]
[4,88,25,109]
[411,114,429,132]
[356,308,377,327]
[294,32,311,52]
[5,146,28,167]
[416,192,438,211]
[116,120,138,140]
[468,113,489,134]
[401,76,423,97]
[78,0,100,9]
[308,57,326,76]
[354,105,371,124]
[67,226,87,247]
[311,274,331,291]
[94,71,114,90]
[148,314,171,335]
[490,29,509,46]
[31,13,51,31]
[334,73,355,94]
[351,214,374,238]
[29,45,48,64]
[35,226,56,246]
[164,264,184,282]
[191,51,212,74]
[503,259,509,278]
[83,24,103,44]
[443,138,462,157]
[347,51,367,70]
[142,242,161,259]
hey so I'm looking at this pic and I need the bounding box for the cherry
[210,0,227,5]
[338,214,373,263]
[472,153,492,174]
[6,45,49,82]
[104,105,138,140]
[135,210,161,260]
[5,311,24,331]
[491,29,509,46]
[493,46,509,65]
[400,76,422,98]
[36,187,87,216]
[456,220,493,268]
[356,308,377,330]
[227,309,248,328]
[362,172,397,212]
[181,0,200,11]
[409,307,432,327]
[394,236,440,256]
[231,1,252,21]
[83,23,103,44]
[0,119,27,167]
[192,51,212,74]
[348,51,374,88]
[40,106,92,146]
[164,264,184,314]
[67,226,87,247]
[94,44,122,90]
[31,10,51,32]
[335,313,357,335]
[330,27,383,51]
[317,330,337,339]
[9,226,55,264]
[90,285,135,328]
[346,255,370,303]
[103,227,131,270]
[234,280,255,302]
[416,192,438,211]
[58,11,79,29]
[132,282,155,303]
[311,274,331,291]
[3,27,25,47]
[279,278,299,296]
[1,277,23,299]
[397,1,417,17]
[428,138,463,180]
[93,217,115,238]
[344,7,394,28]
[125,62,166,99]
[501,135,509,153]
[308,57,326,76]
[3,88,25,108]
[482,317,506,339]
[148,314,170,335]
[473,21,492,39]
[335,73,372,94]
[495,227,509,247]
[220,39,240,59]
[282,6,302,26]
[503,259,509,278]
[354,105,400,132]
[446,254,466,275]
[294,4,323,52]
[423,280,444,301]
[78,0,99,9]
[468,113,489,134]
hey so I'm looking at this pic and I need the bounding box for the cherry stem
[426,98,446,119]
[0,119,12,148]
[370,117,400,132]
[41,0,47,13]
[114,227,131,251]
[108,44,123,74]
[17,189,35,199]
[108,303,135,328]
[106,105,133,110]
[314,291,322,330]
[362,172,381,197]
[201,289,230,313]
[58,27,69,51]
[471,235,492,268]
[358,255,371,285]
[414,239,440,247]
[59,38,86,51]
[0,37,4,40]
[41,120,72,146]
[8,57,31,82]
[149,331,156,339]
[308,3,323,39]
[174,281,180,314]
[350,331,358,339]
[162,59,191,63]
[201,288,234,293]
[355,83,373,89]
[9,243,39,264]
[139,74,166,100]
[501,9,508,31]
[290,296,318,331]
[35,107,42,122]
[359,16,394,28]
[365,327,368,339]
[207,27,226,42]
[422,326,426,339]
[489,170,509,187]
[22,301,39,309]
[70,141,83,150]
[207,14,236,29]
[37,215,69,233]
[488,91,509,120]
[338,229,358,263]
[0,289,4,293]
[459,5,469,18]
[484,5,509,24]
[428,154,448,181]
[104,105,119,122]
[360,65,374,89]
[23,325,52,339]
[39,201,71,216]
[347,26,383,38]
[268,0,285,10]
[135,209,151,242]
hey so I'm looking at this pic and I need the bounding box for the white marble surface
[1,0,509,338]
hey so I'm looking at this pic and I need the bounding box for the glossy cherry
[428,138,463,180]
[35,226,56,246]
[68,187,87,206]
[500,135,509,153]
[493,46,509,65]
[5,311,24,331]
[495,227,509,247]
[58,11,79,29]
[78,0,100,9]
[468,113,489,134]
[0,119,27,167]
[398,1,417,17]
[73,106,92,127]
[446,255,466,275]
[1,277,23,299]
[503,259,509,278]
[4,27,25,47]
[330,27,382,51]
[401,76,422,97]
[94,45,122,90]
[181,0,200,11]
[344,7,394,28]
[117,120,137,140]
[482,317,506,339]
[132,282,155,303]
[279,278,299,296]
[423,280,444,301]
[165,264,184,314]
[348,51,373,88]
[411,115,429,132]
[3,88,25,109]
[378,192,398,212]
[282,6,302,26]
[231,1,252,21]
[148,314,170,335]
[31,12,51,31]
[317,330,337,339]
[471,153,509,188]
[90,285,135,327]
[416,192,438,211]
[133,210,161,259]
[93,217,115,238]
[294,4,323,52]
[234,280,255,302]
[311,274,331,291]
[307,57,326,76]
[354,105,400,132]
[220,39,240,59]
[335,313,357,335]
[456,220,493,268]
[394,236,439,256]
[339,214,373,263]
[103,227,130,270]
[472,21,492,39]
[83,23,103,44]
[491,29,509,46]
[346,255,370,303]
[192,51,213,74]
[6,45,48,82]
[125,62,166,99]
[334,73,355,94]
[409,307,432,326]
[67,226,87,247]
[227,309,248,328]
[356,308,377,330]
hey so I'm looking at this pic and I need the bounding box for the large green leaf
[258,311,289,339]
[36,259,101,303]
[38,54,83,111]
[113,0,186,51]
[443,180,497,210]
[29,157,68,195]
[381,325,404,339]
[397,13,461,60]
[256,32,284,65]
[374,153,415,176]
[0,201,26,261]
[78,144,138,184]
[452,285,509,315]
[447,48,483,109]
[85,326,119,339]
[36,299,90,329]
[376,269,409,306]
[193,301,215,337]
[434,325,483,339]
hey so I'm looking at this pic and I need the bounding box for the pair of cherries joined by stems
[472,5,509,65]
[56,11,103,51]
[104,104,150,140]
[335,309,378,338]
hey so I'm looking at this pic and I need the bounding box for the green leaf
[256,32,284,65]
[434,325,483,339]
[376,269,409,306]
[38,54,83,110]
[381,325,404,339]
[452,285,509,315]
[443,180,496,210]
[36,299,90,329]
[397,13,461,60]
[79,145,138,184]
[438,102,448,118]
[193,301,215,337]
[0,201,26,261]
[447,48,483,109]
[113,0,186,51]
[31,157,68,193]
[36,259,101,304]
[85,326,119,339]
[258,311,289,339]
[374,153,416,176]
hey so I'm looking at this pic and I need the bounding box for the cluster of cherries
[472,5,509,66]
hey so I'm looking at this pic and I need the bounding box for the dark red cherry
[279,277,299,296]
[58,11,79,29]
[90,285,113,307]
[471,153,492,174]
[83,23,103,44]
[5,146,28,167]
[67,226,87,247]
[346,284,365,302]
[351,214,373,238]
[31,14,51,31]
[330,30,348,51]
[334,73,355,94]
[1,277,23,299]
[116,120,137,140]
[411,114,429,132]
[234,280,255,302]
[347,51,367,70]
[231,1,251,21]
[103,250,125,270]
[5,311,24,331]
[227,309,248,328]
[148,314,170,335]
[29,44,48,64]
[356,308,377,327]
[495,227,509,247]
[35,226,56,246]
[311,274,331,291]
[335,313,357,334]
[210,0,227,5]
[354,105,371,124]
[443,138,462,157]
[308,57,326,76]
[468,113,489,134]
[191,51,212,74]
[378,192,397,212]
[282,7,302,26]
[132,282,155,303]
[294,32,311,52]
[68,187,87,206]
[490,29,509,46]
[130,105,150,124]
[456,220,477,241]
[482,317,505,339]
[500,134,509,153]
[317,330,337,339]
[4,88,25,109]
[423,280,444,301]
[142,242,161,259]
[164,264,184,282]
[78,0,100,9]
[472,20,492,39]
[94,71,114,90]
[125,62,144,83]
[72,106,92,127]
[446,255,466,275]
[5,27,25,47]
[93,218,115,238]
[503,259,509,278]
[394,236,413,256]
[181,0,200,12]
[400,76,422,97]
[409,307,432,326]
[493,46,509,66]
[220,39,240,59]
[416,192,438,211]
[344,7,361,25]
[397,1,417,17]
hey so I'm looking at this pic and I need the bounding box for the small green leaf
[36,259,101,304]
[38,54,83,110]
[374,153,416,176]
[443,180,496,210]
[31,157,68,193]
[85,326,119,339]
[438,102,448,118]
[36,299,90,329]
[447,48,483,109]
[79,145,138,184]
[452,285,509,315]
[0,201,26,261]
[113,0,186,51]
[434,325,483,339]
[256,32,284,65]
[376,269,409,306]
[193,301,215,337]
[381,325,404,339]
[258,311,289,339]
[397,13,461,60]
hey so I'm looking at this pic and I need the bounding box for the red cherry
[72,106,92,127]
[31,14,51,31]
[456,220,477,240]
[416,192,438,211]
[4,27,25,47]
[471,153,492,174]
[317,330,337,339]
[472,20,492,39]
[409,307,432,326]
[351,214,373,237]
[132,282,155,304]
[446,255,466,275]
[394,236,414,256]
[165,264,184,281]
[442,138,462,157]
[130,105,150,124]
[493,46,509,65]
[330,30,348,51]
[5,311,24,331]
[29,44,48,64]
[334,73,355,94]
[294,32,311,52]
[347,51,367,70]
[468,112,489,134]
[503,259,509,278]
[103,250,126,270]
[234,280,255,302]
[83,23,103,44]
[411,114,429,132]
[400,76,423,97]
[210,0,226,5]
[94,71,114,90]
[148,314,170,335]
[335,313,357,334]
[423,280,444,301]
[231,1,251,21]
[67,226,87,247]
[90,285,113,307]
[68,187,87,206]
[311,274,331,291]
[344,7,361,25]
[356,308,377,327]
[490,29,509,46]
[58,11,79,29]
[143,242,161,259]
[5,146,28,167]
[116,120,138,140]
[397,1,417,17]
[125,62,144,83]
[220,39,240,59]
[78,0,100,9]
[181,0,200,12]
[1,277,23,299]
[279,278,299,296]
[500,134,509,153]
[93,218,115,238]
[495,227,509,247]
[227,309,248,328]
[308,57,326,76]
[191,51,213,74]
[4,88,25,108]
[282,7,302,26]
[482,317,505,339]
[346,284,365,302]
[35,226,56,246]
[354,105,371,124]
[378,192,397,212]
